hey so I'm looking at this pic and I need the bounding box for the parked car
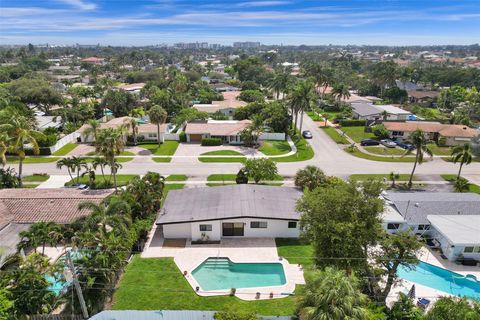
[332,117,347,124]
[396,141,414,150]
[380,139,397,148]
[360,139,380,146]
[302,130,313,139]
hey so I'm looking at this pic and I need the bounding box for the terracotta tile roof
[185,120,251,136]
[81,57,104,63]
[383,122,478,138]
[115,83,145,91]
[0,189,113,229]
[407,90,440,99]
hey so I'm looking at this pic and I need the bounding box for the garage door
[189,134,202,142]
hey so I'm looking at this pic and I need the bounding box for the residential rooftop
[427,215,480,246]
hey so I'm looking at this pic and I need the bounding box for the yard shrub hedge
[201,137,222,146]
[179,132,187,142]
[340,119,366,127]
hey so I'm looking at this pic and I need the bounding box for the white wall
[191,221,222,241]
[164,133,180,141]
[49,132,81,153]
[259,133,286,141]
[163,223,191,238]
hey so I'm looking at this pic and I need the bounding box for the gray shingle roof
[351,103,382,117]
[156,185,303,225]
[383,192,480,225]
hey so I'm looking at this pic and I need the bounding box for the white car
[380,139,397,148]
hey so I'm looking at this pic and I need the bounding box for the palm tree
[78,200,131,236]
[454,177,470,193]
[92,157,109,182]
[404,129,432,189]
[288,81,317,134]
[268,71,294,100]
[297,267,368,320]
[83,119,101,142]
[451,143,473,180]
[0,116,44,186]
[294,166,327,191]
[124,118,139,145]
[70,156,88,184]
[148,105,167,146]
[95,128,126,191]
[381,110,389,121]
[56,157,75,182]
[17,222,61,255]
[0,132,8,167]
[389,171,400,188]
[331,83,351,107]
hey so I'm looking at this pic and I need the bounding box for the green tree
[83,119,101,142]
[242,158,278,184]
[331,83,351,107]
[387,292,422,320]
[17,222,62,255]
[172,108,208,127]
[453,177,470,192]
[7,78,62,114]
[95,127,126,190]
[425,297,480,320]
[122,172,165,221]
[148,105,167,146]
[372,124,390,139]
[0,132,8,166]
[451,143,473,180]
[124,117,139,145]
[403,129,432,189]
[389,172,400,188]
[289,80,317,134]
[214,309,258,320]
[297,267,368,320]
[294,166,327,191]
[78,200,131,236]
[0,167,20,189]
[56,157,76,182]
[101,89,137,117]
[0,289,13,319]
[268,71,294,100]
[239,90,265,103]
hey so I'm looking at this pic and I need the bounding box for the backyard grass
[363,146,407,156]
[112,256,297,315]
[165,175,188,181]
[340,126,375,143]
[321,127,349,144]
[22,174,50,182]
[346,148,417,162]
[349,174,417,181]
[441,175,480,194]
[6,156,59,163]
[52,143,78,156]
[198,157,246,163]
[259,140,291,156]
[427,143,452,156]
[64,174,139,187]
[275,238,313,268]
[200,150,244,156]
[272,138,314,162]
[139,141,179,156]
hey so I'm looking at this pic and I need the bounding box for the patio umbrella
[408,284,416,299]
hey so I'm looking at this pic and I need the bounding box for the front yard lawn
[272,137,314,162]
[7,156,59,164]
[441,175,480,194]
[52,143,78,156]
[198,157,246,163]
[207,174,238,181]
[349,174,417,181]
[139,141,179,156]
[22,174,50,182]
[306,111,322,121]
[259,140,291,156]
[321,127,349,144]
[363,146,407,156]
[346,148,417,162]
[112,256,297,315]
[200,150,244,156]
[340,126,375,143]
[165,175,187,181]
[275,238,313,268]
[64,174,139,187]
[427,143,452,156]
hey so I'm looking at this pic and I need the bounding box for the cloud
[234,1,292,8]
[53,0,97,10]
[0,7,68,17]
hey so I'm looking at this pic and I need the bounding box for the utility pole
[66,251,89,319]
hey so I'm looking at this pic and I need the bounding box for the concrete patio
[142,226,305,300]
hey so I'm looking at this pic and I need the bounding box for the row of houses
[351,103,413,121]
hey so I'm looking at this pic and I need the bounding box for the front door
[222,223,244,236]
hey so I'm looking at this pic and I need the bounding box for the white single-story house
[76,116,166,143]
[192,91,247,118]
[375,105,412,121]
[156,185,303,241]
[114,83,145,94]
[184,119,251,144]
[381,191,480,262]
[351,103,383,120]
[383,121,478,146]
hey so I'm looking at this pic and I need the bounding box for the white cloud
[235,1,292,8]
[53,0,97,10]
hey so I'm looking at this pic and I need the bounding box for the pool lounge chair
[417,298,431,310]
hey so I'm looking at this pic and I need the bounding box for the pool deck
[387,246,480,308]
[142,226,305,300]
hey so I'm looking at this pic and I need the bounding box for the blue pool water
[192,258,287,291]
[44,250,86,295]
[397,261,480,300]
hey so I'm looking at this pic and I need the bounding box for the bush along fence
[201,138,223,146]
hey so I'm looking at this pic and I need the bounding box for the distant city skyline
[1,0,480,46]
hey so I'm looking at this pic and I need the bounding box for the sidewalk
[36,175,72,188]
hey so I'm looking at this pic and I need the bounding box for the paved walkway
[36,175,72,188]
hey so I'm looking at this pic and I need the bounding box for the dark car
[302,130,313,139]
[332,117,347,124]
[360,138,380,146]
[396,141,414,150]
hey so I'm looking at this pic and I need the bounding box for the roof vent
[414,203,419,207]
[463,127,467,130]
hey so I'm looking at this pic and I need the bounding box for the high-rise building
[233,42,261,48]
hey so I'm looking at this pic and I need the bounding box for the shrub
[339,119,366,127]
[179,132,187,142]
[38,134,58,147]
[437,136,447,147]
[236,169,249,184]
[201,137,222,146]
[372,124,390,139]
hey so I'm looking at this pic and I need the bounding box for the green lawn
[152,157,172,163]
[64,174,139,187]
[321,127,349,144]
[346,148,417,162]
[349,174,417,181]
[81,157,133,163]
[112,256,297,315]
[6,157,59,163]
[200,150,244,156]
[427,143,452,156]
[52,143,79,156]
[206,183,236,187]
[165,175,188,181]
[207,174,238,181]
[441,175,480,194]
[272,138,314,162]
[163,184,185,193]
[363,146,407,156]
[320,110,343,120]
[86,151,135,156]
[259,140,291,156]
[22,174,50,182]
[275,238,313,268]
[139,141,179,156]
[340,126,375,143]
[198,157,246,163]
[306,111,322,121]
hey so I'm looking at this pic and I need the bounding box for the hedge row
[201,138,222,146]
[339,119,366,127]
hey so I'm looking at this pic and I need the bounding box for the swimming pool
[191,258,287,291]
[397,261,480,300]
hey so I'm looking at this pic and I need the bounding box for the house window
[464,247,474,253]
[474,247,480,253]
[288,221,297,229]
[199,224,212,231]
[392,131,404,136]
[250,221,268,228]
[148,133,157,138]
[387,223,400,230]
[417,224,431,231]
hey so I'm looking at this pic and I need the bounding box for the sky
[1,0,480,46]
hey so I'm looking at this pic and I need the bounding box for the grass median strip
[7,157,59,163]
[22,174,50,182]
[165,175,188,181]
[139,141,179,156]
[346,148,417,162]
[52,143,79,156]
[199,157,246,163]
[272,137,313,162]
[200,150,244,156]
[321,127,349,144]
[259,140,291,156]
[349,174,417,181]
[64,174,139,187]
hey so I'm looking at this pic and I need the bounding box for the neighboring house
[81,57,105,65]
[115,83,145,94]
[210,83,240,92]
[395,80,424,91]
[184,119,251,144]
[192,91,247,118]
[35,114,62,130]
[375,105,412,121]
[90,310,293,320]
[381,192,480,262]
[407,90,439,105]
[351,103,383,120]
[0,189,112,266]
[157,185,303,241]
[383,121,477,146]
[76,116,166,143]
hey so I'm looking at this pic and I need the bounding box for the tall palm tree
[92,157,108,182]
[451,143,473,180]
[297,267,368,320]
[268,71,294,100]
[78,200,131,236]
[288,81,317,134]
[70,156,88,184]
[148,105,167,146]
[17,222,61,255]
[83,119,101,142]
[331,83,351,107]
[95,128,126,191]
[404,129,432,189]
[294,165,327,191]
[0,116,44,186]
[124,118,139,145]
[56,157,75,182]
[0,132,8,167]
